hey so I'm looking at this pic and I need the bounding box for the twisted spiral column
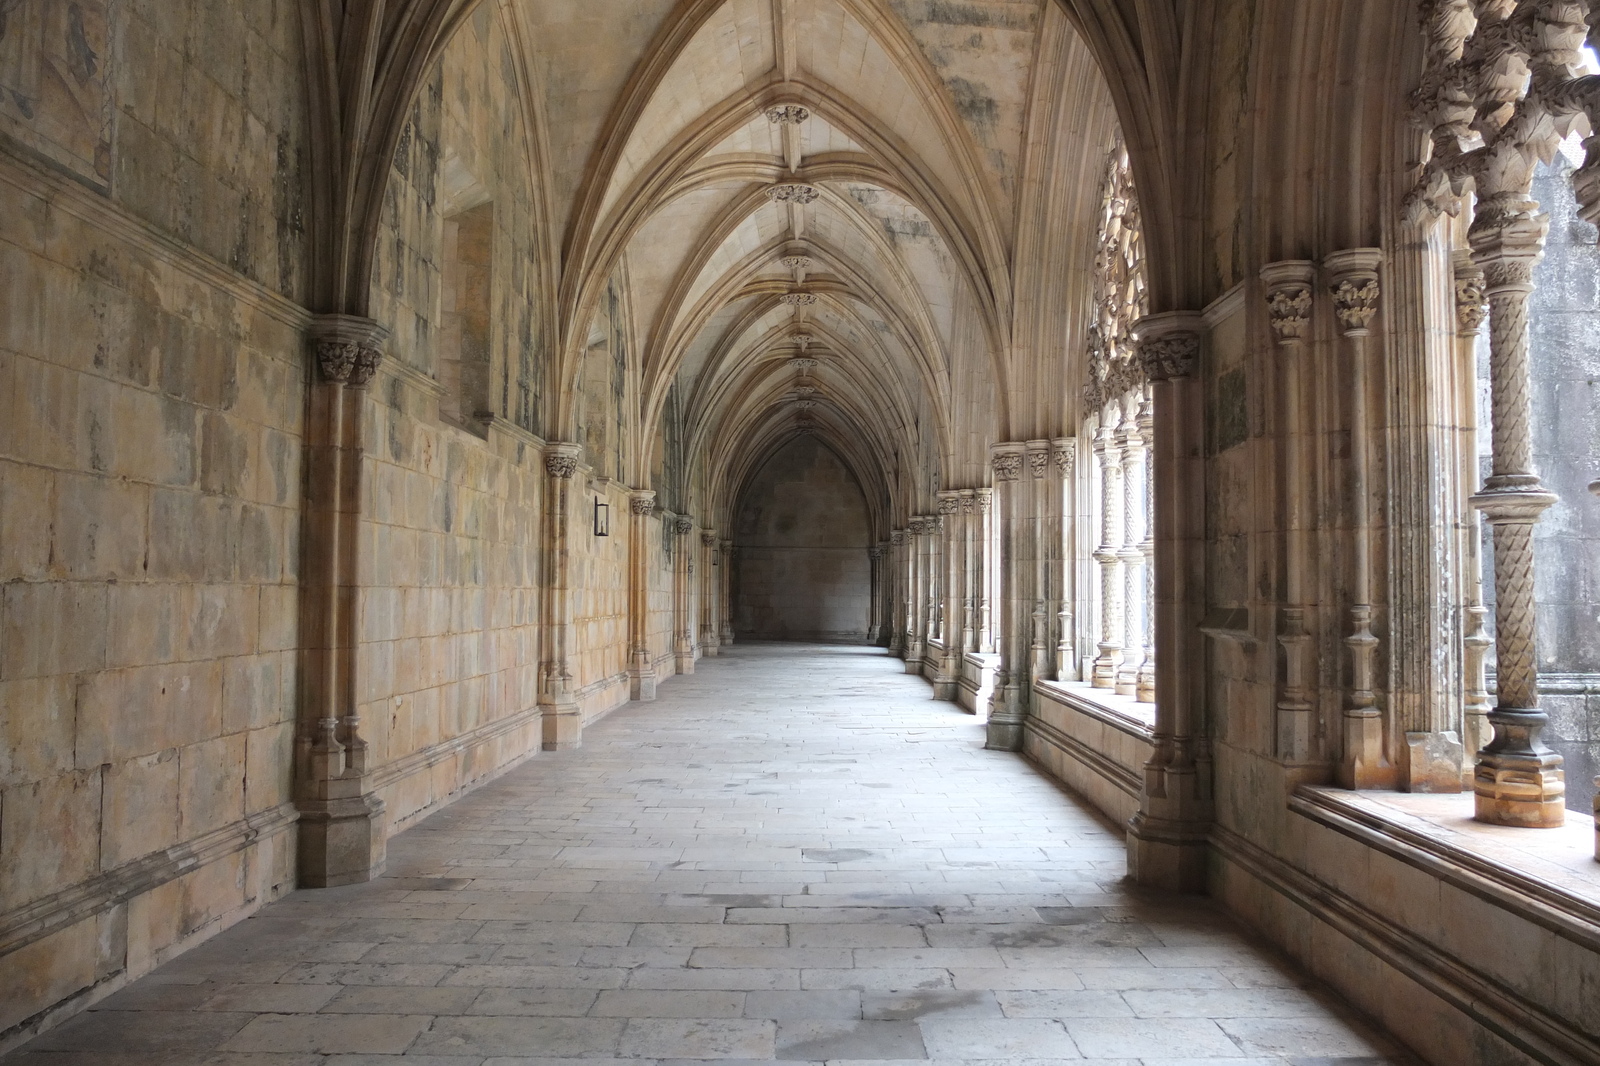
[1469,216,1563,827]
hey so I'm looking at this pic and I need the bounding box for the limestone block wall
[570,475,631,720]
[0,0,308,1041]
[733,437,872,643]
[356,371,546,833]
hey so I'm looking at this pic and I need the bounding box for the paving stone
[2,646,1407,1066]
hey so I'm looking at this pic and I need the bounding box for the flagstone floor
[3,642,1413,1066]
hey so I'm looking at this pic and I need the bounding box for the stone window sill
[1292,787,1600,939]
[1035,680,1157,736]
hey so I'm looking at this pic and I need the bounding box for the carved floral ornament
[869,545,884,559]
[630,495,656,516]
[674,517,694,535]
[702,532,717,547]
[1028,449,1050,479]
[309,314,389,387]
[960,493,977,514]
[791,331,813,349]
[766,104,810,125]
[938,496,960,515]
[781,254,813,271]
[1138,332,1199,382]
[768,183,820,204]
[1265,285,1313,343]
[545,453,578,479]
[991,452,1023,482]
[780,292,818,306]
[789,357,819,370]
[1331,274,1380,336]
[891,530,906,545]
[1054,440,1076,476]
[1084,139,1149,412]
[794,399,816,410]
[1455,274,1488,332]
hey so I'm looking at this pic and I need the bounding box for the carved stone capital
[1026,441,1051,479]
[1260,260,1315,345]
[768,183,820,204]
[891,529,906,545]
[1323,249,1383,338]
[766,104,810,125]
[1134,313,1203,381]
[701,532,717,547]
[1454,273,1488,334]
[308,314,389,387]
[544,444,580,479]
[629,491,657,516]
[1052,437,1077,477]
[674,517,694,535]
[975,487,992,513]
[869,545,884,559]
[937,493,960,515]
[991,445,1025,483]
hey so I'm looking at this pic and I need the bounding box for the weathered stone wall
[733,437,872,642]
[0,0,308,1037]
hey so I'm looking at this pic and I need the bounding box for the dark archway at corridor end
[733,435,872,643]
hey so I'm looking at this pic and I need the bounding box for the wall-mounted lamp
[594,498,610,537]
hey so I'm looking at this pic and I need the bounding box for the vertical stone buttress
[1261,262,1318,763]
[673,516,696,675]
[540,443,583,750]
[986,443,1027,750]
[628,490,658,700]
[700,531,720,657]
[296,314,390,887]
[1126,314,1211,891]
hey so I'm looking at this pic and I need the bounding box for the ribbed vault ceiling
[514,0,1114,533]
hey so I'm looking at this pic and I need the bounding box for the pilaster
[628,490,658,701]
[986,442,1027,751]
[540,442,584,750]
[673,516,697,675]
[296,313,390,887]
[933,492,963,698]
[1126,312,1211,891]
[700,531,720,657]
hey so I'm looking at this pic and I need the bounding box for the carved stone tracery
[1085,140,1149,412]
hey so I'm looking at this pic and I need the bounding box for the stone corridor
[3,645,1410,1065]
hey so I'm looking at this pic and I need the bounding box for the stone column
[1091,406,1124,688]
[1261,261,1317,762]
[934,493,962,697]
[1453,256,1493,770]
[908,523,925,664]
[1052,439,1078,682]
[721,540,736,645]
[1469,215,1563,827]
[986,443,1026,750]
[1133,399,1156,703]
[296,314,389,887]
[700,531,720,657]
[628,490,658,701]
[539,442,583,750]
[888,529,906,655]
[1126,313,1211,891]
[1116,402,1147,697]
[1592,479,1600,859]
[977,488,995,654]
[959,491,978,653]
[867,545,884,643]
[1024,442,1051,685]
[1326,250,1398,788]
[673,516,696,675]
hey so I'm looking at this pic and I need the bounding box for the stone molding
[0,802,298,964]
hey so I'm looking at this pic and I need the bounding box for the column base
[1593,781,1598,861]
[297,793,386,888]
[1473,759,1565,827]
[630,667,657,701]
[1336,711,1397,790]
[984,713,1023,751]
[1401,730,1464,793]
[904,641,924,673]
[1125,813,1209,893]
[542,699,583,751]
